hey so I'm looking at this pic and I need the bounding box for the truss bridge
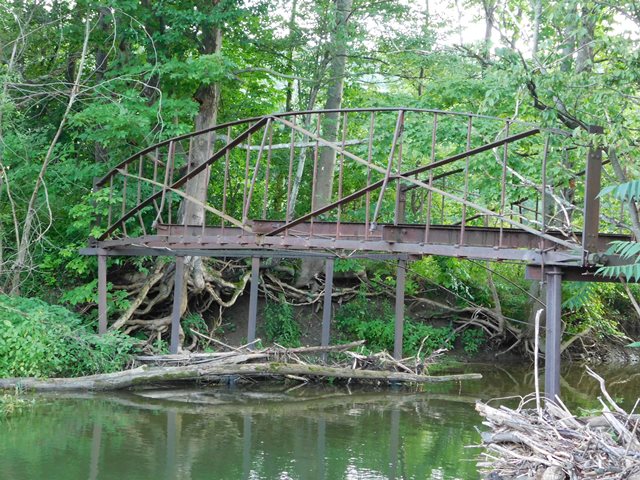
[82,108,633,399]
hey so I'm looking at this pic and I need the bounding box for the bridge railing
[93,108,629,252]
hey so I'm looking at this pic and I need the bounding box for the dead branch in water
[476,368,640,479]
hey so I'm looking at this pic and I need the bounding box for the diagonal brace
[269,117,576,250]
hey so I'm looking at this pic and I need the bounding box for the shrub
[264,297,301,347]
[0,294,135,378]
[335,290,457,356]
[461,327,486,354]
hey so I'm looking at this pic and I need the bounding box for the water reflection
[89,423,102,480]
[0,363,637,480]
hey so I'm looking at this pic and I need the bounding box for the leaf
[626,341,640,348]
[599,180,640,202]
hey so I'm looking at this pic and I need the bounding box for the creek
[0,362,638,479]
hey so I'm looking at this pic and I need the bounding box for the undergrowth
[335,291,459,356]
[0,294,136,378]
[264,296,301,347]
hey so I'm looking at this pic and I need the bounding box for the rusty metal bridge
[81,108,633,399]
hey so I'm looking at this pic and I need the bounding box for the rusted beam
[526,263,637,283]
[84,236,584,264]
[96,109,564,188]
[321,258,334,359]
[582,125,604,262]
[382,224,625,251]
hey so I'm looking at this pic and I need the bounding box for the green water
[1,363,638,480]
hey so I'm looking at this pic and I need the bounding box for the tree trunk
[482,0,496,62]
[182,2,223,293]
[184,13,222,229]
[530,0,542,57]
[312,0,352,210]
[10,16,91,295]
[296,0,352,287]
[285,0,298,112]
[94,7,110,164]
[0,363,482,391]
[575,4,596,74]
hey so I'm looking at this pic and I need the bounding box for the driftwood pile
[0,339,482,392]
[476,368,640,480]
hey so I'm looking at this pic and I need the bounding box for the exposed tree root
[107,256,361,352]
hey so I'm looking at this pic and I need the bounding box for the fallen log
[134,340,367,365]
[0,362,482,392]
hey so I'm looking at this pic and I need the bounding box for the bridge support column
[582,125,604,261]
[544,267,563,401]
[170,256,185,354]
[247,257,260,350]
[394,259,406,360]
[321,258,334,360]
[97,253,108,335]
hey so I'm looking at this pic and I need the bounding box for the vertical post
[321,258,334,361]
[544,267,563,401]
[321,259,334,347]
[170,256,185,355]
[97,253,107,335]
[247,256,260,349]
[394,258,407,360]
[395,187,406,225]
[582,125,604,261]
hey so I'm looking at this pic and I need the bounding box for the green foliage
[597,182,640,281]
[264,297,301,347]
[0,295,135,378]
[0,0,637,358]
[335,290,457,356]
[182,313,207,336]
[599,180,640,203]
[461,328,486,354]
[562,283,624,338]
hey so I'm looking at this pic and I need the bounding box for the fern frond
[599,179,640,202]
[597,263,640,282]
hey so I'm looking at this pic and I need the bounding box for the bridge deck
[84,222,630,267]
